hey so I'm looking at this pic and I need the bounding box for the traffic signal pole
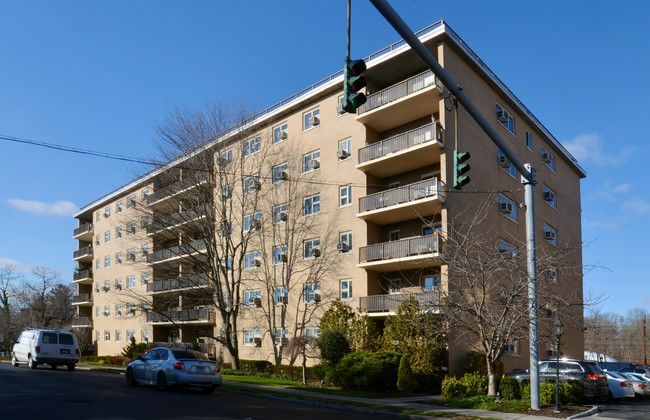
[368,0,541,409]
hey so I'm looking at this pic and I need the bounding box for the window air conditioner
[309,159,320,170]
[308,116,320,126]
[544,231,556,241]
[336,243,349,252]
[248,297,255,306]
[543,191,555,202]
[254,259,262,267]
[279,212,288,222]
[251,180,262,191]
[499,202,513,214]
[541,152,553,163]
[254,297,262,307]
[496,109,509,123]
[115,283,122,290]
[498,154,511,168]
[336,149,350,160]
[280,294,288,305]
[277,130,288,140]
[544,269,556,279]
[279,254,288,263]
[336,104,346,115]
[313,293,321,303]
[102,286,110,292]
[276,171,288,181]
[250,219,262,230]
[253,337,262,347]
[310,248,321,258]
[103,311,110,316]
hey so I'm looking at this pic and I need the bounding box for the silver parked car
[619,372,650,398]
[125,347,222,393]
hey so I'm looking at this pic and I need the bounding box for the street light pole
[554,318,564,413]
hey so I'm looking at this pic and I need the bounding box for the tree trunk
[486,358,497,396]
[302,353,307,385]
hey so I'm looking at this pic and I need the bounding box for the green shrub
[461,351,504,380]
[239,359,273,373]
[330,351,401,392]
[121,336,146,359]
[539,380,558,406]
[397,354,419,393]
[499,376,521,400]
[521,379,531,401]
[312,362,331,381]
[318,330,351,365]
[461,372,488,397]
[441,376,466,398]
[563,379,584,405]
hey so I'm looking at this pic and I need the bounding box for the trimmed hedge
[329,351,402,392]
[499,376,521,400]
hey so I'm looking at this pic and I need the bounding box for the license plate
[193,366,207,372]
[60,349,70,354]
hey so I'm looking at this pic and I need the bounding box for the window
[95,235,100,246]
[95,307,100,318]
[141,189,150,202]
[104,256,110,268]
[244,136,262,156]
[126,222,136,235]
[96,258,101,270]
[218,149,233,166]
[115,227,122,239]
[244,212,262,232]
[127,249,136,262]
[127,195,136,209]
[303,150,320,172]
[273,245,288,265]
[304,283,321,304]
[389,279,402,294]
[115,278,122,289]
[543,265,558,283]
[274,287,288,305]
[496,104,514,134]
[115,330,122,343]
[218,221,232,237]
[498,194,518,222]
[244,251,262,269]
[303,108,320,130]
[337,95,347,114]
[244,290,262,307]
[303,238,321,259]
[273,204,288,224]
[339,231,352,253]
[338,138,352,160]
[340,279,353,301]
[544,224,558,246]
[141,329,149,342]
[116,201,123,213]
[141,273,150,285]
[104,330,110,342]
[104,206,111,218]
[497,150,516,178]
[272,163,288,184]
[126,330,135,342]
[141,217,149,229]
[115,304,122,317]
[389,230,401,242]
[303,194,320,216]
[305,327,320,339]
[273,123,288,144]
[220,185,233,201]
[104,305,111,317]
[422,224,442,236]
[541,147,556,171]
[126,303,136,316]
[504,338,521,356]
[105,231,111,243]
[525,131,532,150]
[498,240,519,266]
[545,304,557,319]
[96,211,101,222]
[141,245,149,259]
[95,282,100,293]
[221,257,233,271]
[115,252,122,265]
[339,185,352,207]
[274,328,289,346]
[127,275,136,288]
[244,328,262,346]
[424,275,441,292]
[95,330,100,342]
[243,174,261,193]
[542,185,557,209]
[103,280,111,291]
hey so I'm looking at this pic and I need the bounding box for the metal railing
[148,210,204,233]
[146,308,214,323]
[358,71,437,114]
[359,291,442,312]
[146,275,209,293]
[147,175,210,205]
[73,247,93,259]
[73,223,93,237]
[359,235,441,263]
[358,123,440,164]
[147,239,206,264]
[73,293,91,304]
[359,178,444,213]
[72,317,92,327]
[73,270,92,281]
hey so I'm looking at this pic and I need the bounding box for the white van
[12,328,80,371]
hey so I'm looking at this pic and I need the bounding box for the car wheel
[28,355,37,369]
[203,385,217,394]
[67,364,75,372]
[11,355,19,367]
[157,372,168,391]
[598,391,612,403]
[125,368,138,386]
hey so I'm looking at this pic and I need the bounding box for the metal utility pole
[644,315,647,366]
[368,0,541,409]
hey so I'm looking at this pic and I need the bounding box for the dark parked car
[125,347,222,393]
[505,359,609,400]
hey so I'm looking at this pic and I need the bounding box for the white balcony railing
[359,178,444,213]
[359,235,441,264]
[358,123,440,164]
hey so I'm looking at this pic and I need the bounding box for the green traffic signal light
[453,150,471,190]
[343,56,367,113]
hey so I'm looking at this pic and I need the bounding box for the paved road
[594,399,650,419]
[0,362,401,419]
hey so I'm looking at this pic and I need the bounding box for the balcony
[147,239,206,264]
[359,291,442,315]
[73,246,93,262]
[71,317,92,328]
[146,308,215,325]
[357,124,443,178]
[358,235,442,272]
[146,275,209,295]
[357,178,445,225]
[147,175,209,206]
[72,293,92,306]
[147,210,206,236]
[72,223,93,241]
[73,270,93,285]
[356,71,442,132]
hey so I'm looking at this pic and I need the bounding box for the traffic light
[342,56,367,113]
[453,149,470,189]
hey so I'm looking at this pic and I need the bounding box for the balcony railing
[72,317,92,327]
[358,71,437,114]
[358,124,440,164]
[73,223,93,237]
[146,308,214,324]
[147,175,209,205]
[73,270,92,282]
[359,291,442,313]
[359,235,441,264]
[147,239,206,264]
[148,210,205,234]
[359,178,444,213]
[147,275,209,294]
[73,247,93,260]
[73,293,92,304]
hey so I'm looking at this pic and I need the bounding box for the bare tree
[0,265,22,349]
[13,267,71,329]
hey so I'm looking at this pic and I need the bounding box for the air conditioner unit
[127,255,135,262]
[251,180,262,191]
[544,231,556,241]
[253,337,262,347]
[336,243,349,252]
[216,156,230,166]
[541,152,553,163]
[313,293,321,303]
[279,294,288,305]
[102,286,110,292]
[254,297,262,307]
[254,259,262,267]
[276,171,288,181]
[496,109,509,123]
[309,159,320,170]
[279,212,288,222]
[279,254,288,263]
[115,283,122,290]
[498,154,510,168]
[499,202,513,214]
[277,130,288,140]
[544,269,556,279]
[336,104,346,115]
[310,248,321,258]
[250,219,262,230]
[543,191,555,202]
[193,305,204,310]
[248,297,255,306]
[128,308,136,315]
[336,149,350,160]
[104,211,110,217]
[103,311,110,316]
[308,116,320,126]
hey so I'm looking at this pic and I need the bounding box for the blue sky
[1,1,648,316]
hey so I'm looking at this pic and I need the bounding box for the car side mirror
[136,354,143,361]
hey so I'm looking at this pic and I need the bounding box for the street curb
[567,406,599,419]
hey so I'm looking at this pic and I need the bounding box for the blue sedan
[125,347,222,393]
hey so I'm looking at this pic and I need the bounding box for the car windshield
[607,372,625,380]
[172,350,208,360]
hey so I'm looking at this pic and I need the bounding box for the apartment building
[72,21,585,373]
